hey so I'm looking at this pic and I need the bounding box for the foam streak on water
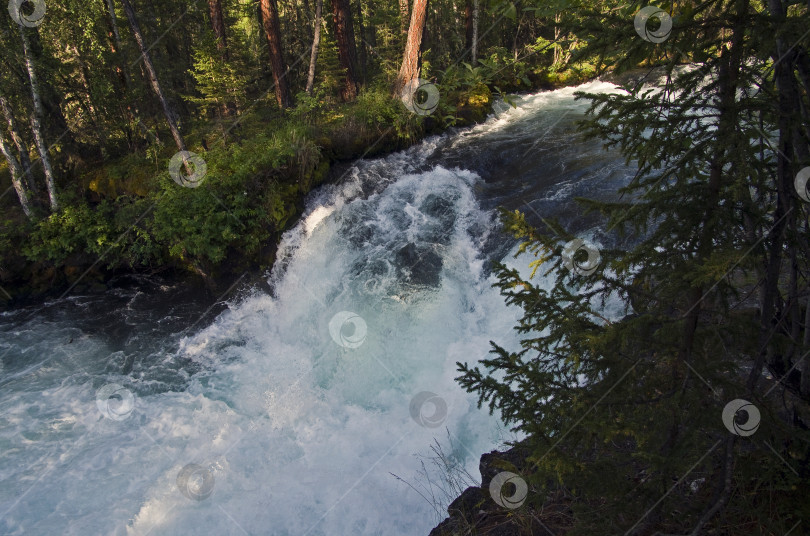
[0,81,630,536]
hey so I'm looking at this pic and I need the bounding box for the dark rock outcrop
[429,444,546,536]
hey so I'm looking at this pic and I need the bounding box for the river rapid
[0,81,631,535]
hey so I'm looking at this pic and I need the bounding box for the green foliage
[457,0,810,533]
[24,200,127,266]
[187,36,248,117]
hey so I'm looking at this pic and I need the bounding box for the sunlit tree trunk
[393,0,428,97]
[305,0,323,95]
[260,0,294,109]
[18,24,57,210]
[0,129,33,218]
[331,0,360,101]
[553,12,561,65]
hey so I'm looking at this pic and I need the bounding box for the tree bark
[0,128,33,218]
[18,24,58,210]
[120,0,187,155]
[553,12,561,65]
[471,0,478,64]
[331,0,360,101]
[0,96,36,196]
[208,0,229,60]
[393,0,428,97]
[305,0,323,95]
[465,0,473,53]
[357,0,367,84]
[260,0,294,109]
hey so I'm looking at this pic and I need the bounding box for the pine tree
[393,0,428,97]
[260,0,293,109]
[457,0,810,533]
[330,0,360,100]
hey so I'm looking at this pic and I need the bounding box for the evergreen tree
[458,0,810,533]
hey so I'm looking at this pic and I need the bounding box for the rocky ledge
[429,444,570,536]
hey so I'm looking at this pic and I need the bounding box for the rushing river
[0,81,632,535]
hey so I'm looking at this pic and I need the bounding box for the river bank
[0,70,600,310]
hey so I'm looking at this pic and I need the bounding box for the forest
[0,0,809,534]
[0,0,575,298]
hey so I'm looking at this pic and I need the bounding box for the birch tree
[18,24,57,210]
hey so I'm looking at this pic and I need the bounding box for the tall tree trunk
[208,0,229,60]
[260,0,294,109]
[305,0,323,95]
[357,0,367,84]
[399,0,409,35]
[465,0,473,53]
[207,0,236,116]
[471,0,478,64]
[18,24,57,210]
[0,96,36,196]
[0,129,33,218]
[553,12,561,65]
[331,0,360,101]
[120,0,187,155]
[749,0,796,392]
[393,0,428,97]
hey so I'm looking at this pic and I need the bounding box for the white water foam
[0,81,630,536]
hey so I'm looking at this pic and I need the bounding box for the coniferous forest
[1,0,809,534]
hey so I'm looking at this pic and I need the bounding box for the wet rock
[420,193,456,229]
[395,242,442,287]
